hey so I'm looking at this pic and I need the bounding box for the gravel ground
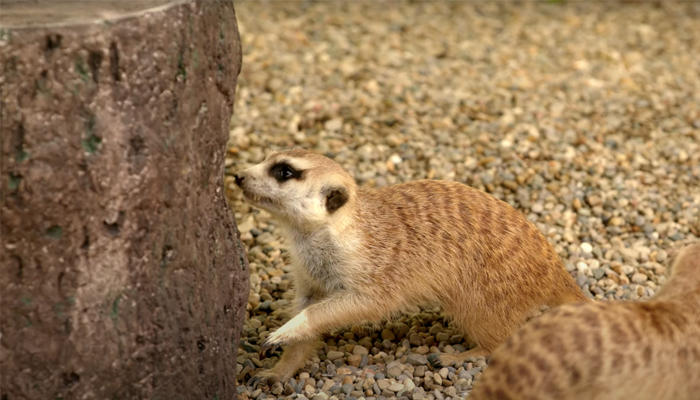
[225,2,700,399]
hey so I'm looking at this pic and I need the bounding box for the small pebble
[327,351,345,361]
[580,242,593,254]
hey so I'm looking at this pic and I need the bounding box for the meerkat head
[234,149,357,229]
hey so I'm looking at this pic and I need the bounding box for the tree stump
[0,1,248,399]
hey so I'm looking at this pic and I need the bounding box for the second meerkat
[469,242,700,400]
[235,149,588,385]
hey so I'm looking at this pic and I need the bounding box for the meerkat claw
[427,353,443,368]
[259,337,282,358]
[247,375,266,388]
[248,370,283,389]
[248,374,275,389]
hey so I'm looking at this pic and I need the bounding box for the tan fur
[235,149,588,386]
[469,242,700,400]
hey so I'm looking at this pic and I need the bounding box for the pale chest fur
[286,226,350,294]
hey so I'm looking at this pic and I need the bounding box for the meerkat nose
[234,174,245,186]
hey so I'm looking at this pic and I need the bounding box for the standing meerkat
[469,241,700,400]
[234,149,588,386]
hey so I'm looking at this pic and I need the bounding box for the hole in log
[81,113,100,154]
[129,136,145,156]
[45,226,62,239]
[109,42,120,82]
[88,50,103,84]
[8,173,22,190]
[62,371,80,388]
[161,245,173,268]
[11,255,23,283]
[34,70,49,99]
[45,33,62,52]
[104,211,125,236]
[81,226,89,250]
[128,136,147,174]
[14,122,28,162]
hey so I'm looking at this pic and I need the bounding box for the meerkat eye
[269,162,300,182]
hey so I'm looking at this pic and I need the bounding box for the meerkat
[469,241,700,400]
[234,149,588,386]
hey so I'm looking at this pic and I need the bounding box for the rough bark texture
[0,1,248,399]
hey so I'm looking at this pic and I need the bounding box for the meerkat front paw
[260,313,312,358]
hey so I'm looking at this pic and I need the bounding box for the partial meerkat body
[469,242,700,400]
[234,149,588,386]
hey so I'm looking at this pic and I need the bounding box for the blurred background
[226,1,700,398]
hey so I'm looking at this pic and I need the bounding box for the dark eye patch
[268,162,303,183]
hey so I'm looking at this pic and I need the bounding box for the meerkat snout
[234,174,245,186]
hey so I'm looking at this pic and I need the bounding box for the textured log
[0,1,248,399]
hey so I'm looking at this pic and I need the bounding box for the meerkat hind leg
[431,308,518,368]
[248,339,318,388]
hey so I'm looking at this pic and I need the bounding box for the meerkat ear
[324,186,349,214]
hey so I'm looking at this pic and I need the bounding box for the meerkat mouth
[242,190,275,209]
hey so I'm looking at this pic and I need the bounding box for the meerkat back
[468,242,700,400]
